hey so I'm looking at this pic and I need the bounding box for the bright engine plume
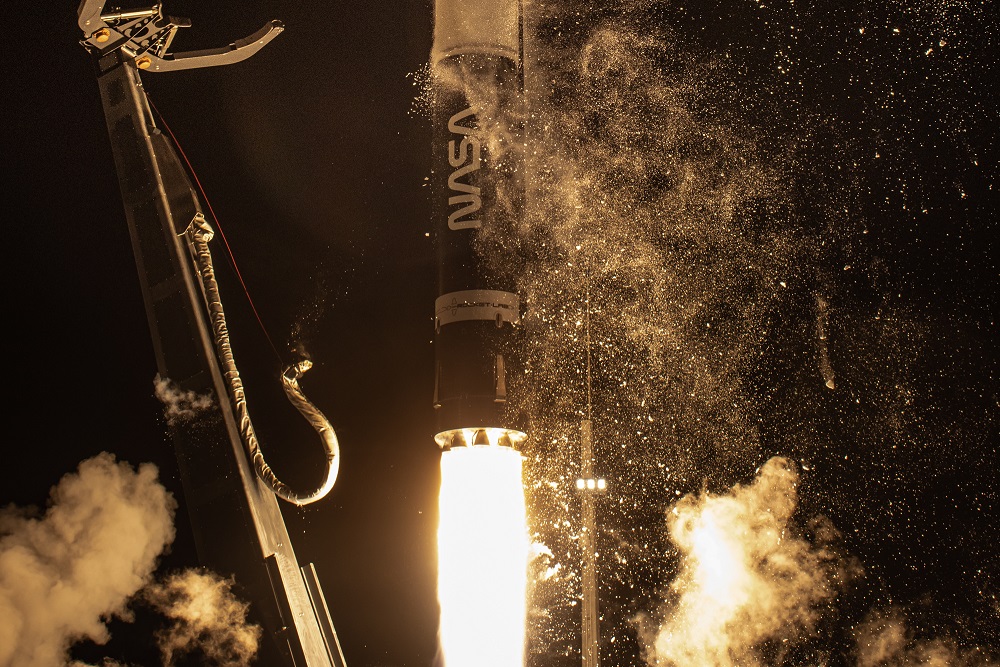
[437,445,529,666]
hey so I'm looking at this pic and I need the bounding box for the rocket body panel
[431,2,525,449]
[433,54,523,298]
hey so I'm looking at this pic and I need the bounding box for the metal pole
[580,419,600,667]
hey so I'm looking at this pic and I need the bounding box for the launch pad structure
[77,2,346,665]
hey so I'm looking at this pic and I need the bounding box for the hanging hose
[185,214,340,505]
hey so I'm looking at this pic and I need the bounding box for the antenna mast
[578,268,602,667]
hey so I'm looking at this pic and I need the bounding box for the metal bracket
[77,1,282,71]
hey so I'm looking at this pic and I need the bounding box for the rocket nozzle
[435,427,526,451]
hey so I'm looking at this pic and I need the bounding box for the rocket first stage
[431,0,526,451]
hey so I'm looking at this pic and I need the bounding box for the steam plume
[0,453,176,667]
[145,569,261,666]
[153,374,214,426]
[145,570,261,667]
[635,456,856,666]
[855,608,998,667]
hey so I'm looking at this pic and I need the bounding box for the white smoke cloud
[153,374,214,426]
[0,453,176,667]
[855,608,998,667]
[144,569,261,666]
[635,456,859,667]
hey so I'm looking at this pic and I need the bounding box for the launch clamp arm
[77,1,283,71]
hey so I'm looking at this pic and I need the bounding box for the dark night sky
[3,1,996,666]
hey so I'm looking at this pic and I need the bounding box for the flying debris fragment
[816,294,836,390]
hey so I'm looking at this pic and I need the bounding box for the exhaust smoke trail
[438,445,530,667]
[0,453,176,667]
[632,459,998,667]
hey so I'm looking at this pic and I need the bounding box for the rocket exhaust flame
[437,446,529,667]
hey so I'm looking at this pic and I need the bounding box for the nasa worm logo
[447,107,482,230]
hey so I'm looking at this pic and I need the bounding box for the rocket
[430,0,526,451]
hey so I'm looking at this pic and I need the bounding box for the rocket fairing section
[431,0,526,450]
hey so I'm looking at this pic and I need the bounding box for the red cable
[147,96,284,364]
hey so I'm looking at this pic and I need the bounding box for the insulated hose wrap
[281,360,341,501]
[186,215,340,505]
